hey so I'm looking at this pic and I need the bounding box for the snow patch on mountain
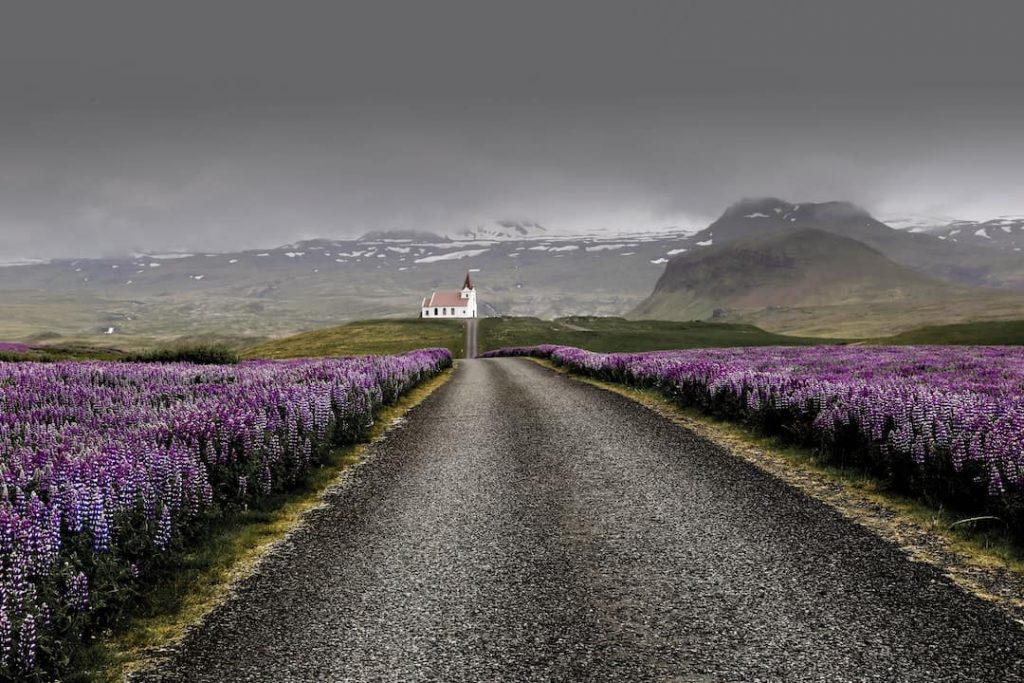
[414,249,490,263]
[452,220,548,241]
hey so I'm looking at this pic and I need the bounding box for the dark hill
[690,198,1024,289]
[631,228,1024,337]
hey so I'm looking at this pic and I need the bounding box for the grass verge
[478,316,830,354]
[82,368,454,682]
[243,319,465,359]
[528,357,1024,622]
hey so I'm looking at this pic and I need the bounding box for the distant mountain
[0,230,693,342]
[695,198,881,243]
[886,213,1024,252]
[633,228,946,320]
[4,200,1024,344]
[690,198,1024,290]
[915,218,1024,251]
[359,229,448,242]
[631,228,1024,337]
[883,213,962,232]
[452,220,548,241]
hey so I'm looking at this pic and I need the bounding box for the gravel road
[465,318,478,359]
[136,358,1024,682]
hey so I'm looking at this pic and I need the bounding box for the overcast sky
[3,0,1023,259]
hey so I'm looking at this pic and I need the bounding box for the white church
[421,272,477,318]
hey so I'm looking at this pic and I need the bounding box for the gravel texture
[135,358,1024,682]
[465,318,478,359]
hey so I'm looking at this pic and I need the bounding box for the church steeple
[462,272,474,290]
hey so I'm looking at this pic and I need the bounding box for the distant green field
[239,316,829,361]
[17,317,1014,365]
[12,317,1019,366]
[0,343,126,362]
[873,320,1024,346]
[478,316,830,353]
[242,319,466,359]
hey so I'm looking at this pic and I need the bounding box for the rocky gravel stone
[135,358,1024,682]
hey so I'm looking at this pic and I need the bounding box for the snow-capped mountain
[2,200,1023,343]
[882,214,962,233]
[0,227,697,340]
[915,218,1024,252]
[450,220,549,241]
[885,212,1024,251]
[687,198,1024,289]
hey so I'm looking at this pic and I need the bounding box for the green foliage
[125,344,240,365]
[478,316,828,353]
[0,347,123,363]
[241,316,827,361]
[876,320,1024,346]
[243,319,466,359]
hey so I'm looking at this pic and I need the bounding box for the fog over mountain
[3,1,1024,260]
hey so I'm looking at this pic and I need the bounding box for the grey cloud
[1,1,1023,258]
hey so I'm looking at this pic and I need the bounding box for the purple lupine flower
[17,613,35,672]
[0,348,452,675]
[155,506,173,550]
[484,344,1024,514]
[66,573,89,612]
[0,608,11,669]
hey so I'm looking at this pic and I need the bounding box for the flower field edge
[0,349,452,681]
[102,364,455,682]
[481,345,1024,538]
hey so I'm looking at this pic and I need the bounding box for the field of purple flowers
[0,349,450,679]
[0,343,30,354]
[484,345,1024,534]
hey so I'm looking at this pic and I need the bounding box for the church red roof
[423,291,470,308]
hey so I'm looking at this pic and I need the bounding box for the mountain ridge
[3,199,1023,342]
[690,198,1024,290]
[631,227,1024,337]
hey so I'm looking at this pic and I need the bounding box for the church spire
[462,272,474,290]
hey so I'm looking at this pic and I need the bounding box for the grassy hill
[242,319,466,359]
[13,317,1021,364]
[240,317,828,360]
[875,320,1024,346]
[478,317,826,352]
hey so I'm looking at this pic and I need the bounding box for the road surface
[136,359,1024,682]
[464,318,478,359]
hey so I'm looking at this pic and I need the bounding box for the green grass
[478,316,831,353]
[125,343,240,365]
[874,320,1024,346]
[12,317,1021,367]
[0,344,125,362]
[241,316,832,361]
[243,319,466,359]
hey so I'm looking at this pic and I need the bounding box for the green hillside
[478,317,828,353]
[875,320,1024,346]
[242,319,466,359]
[19,318,1019,366]
[240,316,828,361]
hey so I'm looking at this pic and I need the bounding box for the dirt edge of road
[102,369,455,682]
[528,358,1024,626]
